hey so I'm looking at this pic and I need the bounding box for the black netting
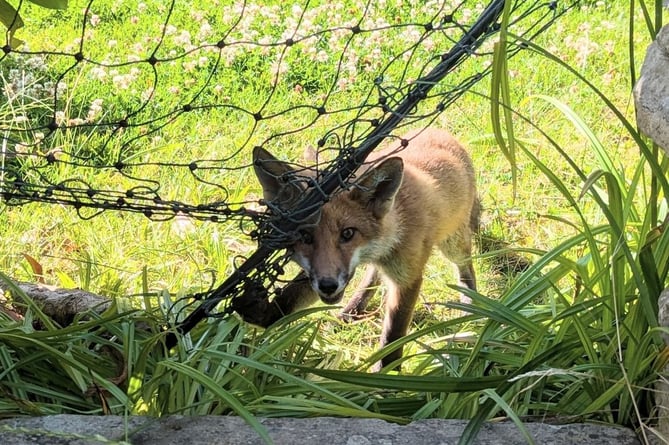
[0,0,573,341]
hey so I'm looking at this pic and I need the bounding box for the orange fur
[244,128,478,371]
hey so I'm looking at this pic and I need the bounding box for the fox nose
[317,278,340,296]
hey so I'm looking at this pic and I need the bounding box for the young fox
[236,128,478,370]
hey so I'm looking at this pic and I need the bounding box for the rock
[655,288,669,443]
[633,24,669,154]
[0,279,111,326]
[0,415,641,445]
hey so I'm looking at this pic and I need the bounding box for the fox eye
[340,227,356,242]
[299,230,314,245]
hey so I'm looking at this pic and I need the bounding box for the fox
[234,127,479,370]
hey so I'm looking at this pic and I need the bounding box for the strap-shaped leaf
[28,0,68,9]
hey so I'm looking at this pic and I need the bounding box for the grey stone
[0,415,641,445]
[656,288,669,442]
[634,24,669,154]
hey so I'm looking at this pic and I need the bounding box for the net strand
[0,0,575,344]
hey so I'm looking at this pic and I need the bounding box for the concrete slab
[0,415,642,445]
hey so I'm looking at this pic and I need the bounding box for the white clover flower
[363,48,382,72]
[602,71,614,85]
[191,10,205,23]
[183,60,197,72]
[407,28,422,42]
[423,36,436,52]
[112,74,131,90]
[302,17,317,35]
[270,59,289,77]
[173,30,192,47]
[89,66,107,80]
[337,76,350,90]
[130,67,140,76]
[281,28,295,42]
[344,57,358,75]
[304,43,316,55]
[198,21,212,40]
[601,20,616,30]
[89,14,100,27]
[315,50,328,63]
[141,88,154,101]
[258,36,272,56]
[172,213,196,238]
[231,3,245,15]
[26,56,47,71]
[222,48,238,66]
[87,99,103,121]
[55,111,66,125]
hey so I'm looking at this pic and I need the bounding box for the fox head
[253,146,404,304]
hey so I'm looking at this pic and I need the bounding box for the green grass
[1,0,668,444]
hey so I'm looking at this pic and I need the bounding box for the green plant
[0,1,667,444]
[0,0,67,48]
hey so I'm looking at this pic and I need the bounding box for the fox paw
[337,309,371,323]
[231,284,277,327]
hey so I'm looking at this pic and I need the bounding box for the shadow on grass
[477,231,532,276]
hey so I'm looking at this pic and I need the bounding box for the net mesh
[0,0,572,339]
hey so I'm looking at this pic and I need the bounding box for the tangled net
[0,0,573,341]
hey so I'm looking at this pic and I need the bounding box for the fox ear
[252,146,302,205]
[351,157,403,218]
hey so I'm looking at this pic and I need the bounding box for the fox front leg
[233,271,319,327]
[375,276,423,371]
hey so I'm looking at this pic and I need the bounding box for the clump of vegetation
[0,1,666,444]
